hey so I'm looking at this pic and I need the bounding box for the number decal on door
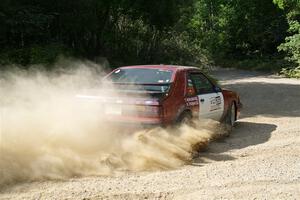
[209,96,221,111]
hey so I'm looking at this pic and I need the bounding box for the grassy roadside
[216,57,300,78]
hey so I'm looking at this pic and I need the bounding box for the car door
[189,72,224,121]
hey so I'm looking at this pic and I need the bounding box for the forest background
[0,0,299,77]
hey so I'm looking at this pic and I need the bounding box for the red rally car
[79,65,242,128]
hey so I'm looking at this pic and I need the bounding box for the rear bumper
[104,115,165,128]
[106,121,162,129]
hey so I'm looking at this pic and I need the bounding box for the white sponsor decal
[185,97,199,106]
[209,96,221,111]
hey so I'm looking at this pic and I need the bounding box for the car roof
[118,65,199,72]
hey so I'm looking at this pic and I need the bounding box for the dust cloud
[0,60,225,187]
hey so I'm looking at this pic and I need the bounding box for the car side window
[189,73,214,94]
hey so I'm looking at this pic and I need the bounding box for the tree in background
[0,0,293,73]
[188,0,287,70]
[0,0,201,67]
[274,0,300,77]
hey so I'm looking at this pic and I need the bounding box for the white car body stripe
[198,92,224,121]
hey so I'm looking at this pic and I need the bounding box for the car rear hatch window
[106,68,173,97]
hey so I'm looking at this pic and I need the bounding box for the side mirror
[214,86,222,93]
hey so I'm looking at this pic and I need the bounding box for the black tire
[224,103,236,133]
[177,111,193,126]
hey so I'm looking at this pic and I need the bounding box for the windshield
[108,68,173,84]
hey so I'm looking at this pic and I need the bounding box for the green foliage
[0,0,293,74]
[0,0,204,67]
[189,0,287,58]
[216,57,288,72]
[0,44,71,67]
[280,66,300,78]
[278,21,300,66]
[274,0,300,78]
[29,44,71,65]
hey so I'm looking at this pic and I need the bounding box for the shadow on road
[193,121,277,164]
[212,68,270,81]
[227,82,300,118]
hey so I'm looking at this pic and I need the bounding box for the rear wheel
[177,111,193,126]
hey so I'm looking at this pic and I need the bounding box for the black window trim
[187,70,217,95]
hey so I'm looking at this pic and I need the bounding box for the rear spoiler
[110,82,172,94]
[111,82,171,86]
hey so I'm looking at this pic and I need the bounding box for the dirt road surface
[1,68,300,199]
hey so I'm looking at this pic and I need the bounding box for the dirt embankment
[1,68,300,199]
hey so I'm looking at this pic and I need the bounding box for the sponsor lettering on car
[185,96,199,106]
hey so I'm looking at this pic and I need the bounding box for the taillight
[142,106,161,117]
[134,105,161,117]
[121,105,162,117]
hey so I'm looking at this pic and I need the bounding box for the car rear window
[108,68,173,84]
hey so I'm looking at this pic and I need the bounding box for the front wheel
[224,103,236,133]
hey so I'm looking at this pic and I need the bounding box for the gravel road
[1,68,300,199]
